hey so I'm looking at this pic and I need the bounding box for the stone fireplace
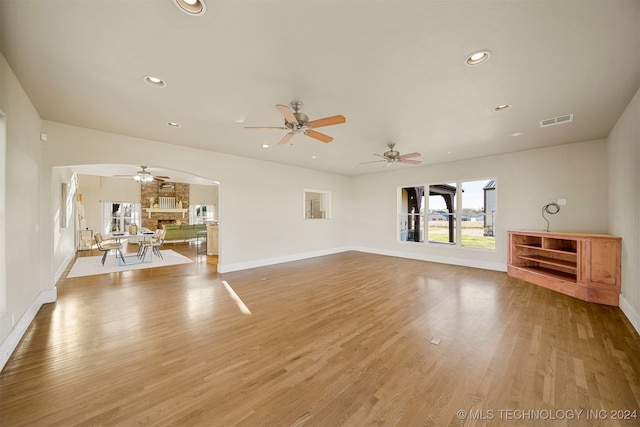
[157,219,178,228]
[140,182,190,230]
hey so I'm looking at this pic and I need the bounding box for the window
[191,204,216,224]
[101,202,141,234]
[428,183,457,245]
[399,186,424,242]
[461,179,495,249]
[399,179,496,249]
[304,189,331,219]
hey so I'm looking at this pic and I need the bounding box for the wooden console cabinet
[507,230,621,306]
[206,223,218,256]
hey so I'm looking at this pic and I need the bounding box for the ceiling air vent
[540,114,574,128]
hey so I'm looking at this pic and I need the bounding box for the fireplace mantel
[144,208,188,218]
[141,182,190,230]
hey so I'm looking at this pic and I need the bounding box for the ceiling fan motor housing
[384,149,400,161]
[293,112,309,125]
[247,100,343,143]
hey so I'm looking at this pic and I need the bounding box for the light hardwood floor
[1,245,639,426]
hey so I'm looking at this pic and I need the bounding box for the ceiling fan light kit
[245,101,346,145]
[133,174,154,183]
[114,166,171,183]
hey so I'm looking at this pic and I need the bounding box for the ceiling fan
[113,166,170,183]
[361,143,422,168]
[245,101,346,145]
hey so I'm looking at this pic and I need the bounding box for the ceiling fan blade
[278,132,294,145]
[399,152,421,159]
[153,177,167,182]
[244,126,288,130]
[399,159,422,165]
[359,160,387,164]
[276,104,299,125]
[307,115,346,129]
[304,130,333,143]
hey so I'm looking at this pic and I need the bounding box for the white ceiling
[1,0,639,177]
[69,164,220,186]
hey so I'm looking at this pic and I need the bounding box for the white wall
[41,121,354,274]
[0,53,56,370]
[76,174,102,235]
[75,174,142,235]
[51,167,76,282]
[190,183,218,208]
[0,96,5,318]
[608,87,640,333]
[94,175,141,203]
[352,139,609,271]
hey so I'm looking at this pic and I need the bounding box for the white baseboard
[352,246,507,272]
[218,246,506,273]
[55,253,75,283]
[620,294,640,336]
[217,246,354,273]
[0,288,57,372]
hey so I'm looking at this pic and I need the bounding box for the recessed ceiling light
[311,156,318,159]
[173,0,206,16]
[143,75,166,87]
[510,132,524,137]
[494,104,511,112]
[465,50,491,66]
[261,144,270,148]
[167,122,181,127]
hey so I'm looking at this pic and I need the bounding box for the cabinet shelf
[515,243,576,254]
[508,230,621,306]
[510,265,578,283]
[516,254,577,271]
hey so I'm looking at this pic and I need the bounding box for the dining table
[108,231,158,265]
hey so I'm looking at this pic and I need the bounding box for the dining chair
[138,229,157,260]
[94,233,125,266]
[139,229,166,261]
